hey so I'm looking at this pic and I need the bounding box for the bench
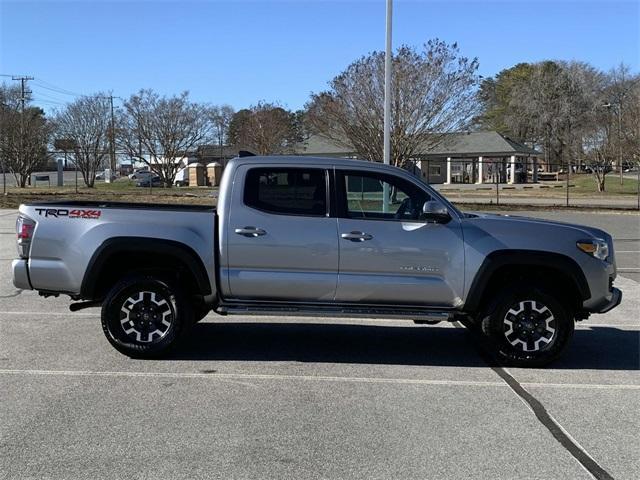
[537,172,559,181]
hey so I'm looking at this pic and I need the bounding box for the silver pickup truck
[12,156,621,366]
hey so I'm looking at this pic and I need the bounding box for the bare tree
[227,102,302,155]
[55,94,112,188]
[119,90,213,186]
[210,104,234,159]
[0,84,51,187]
[577,64,639,191]
[622,74,640,168]
[605,64,640,171]
[583,124,614,192]
[306,39,479,168]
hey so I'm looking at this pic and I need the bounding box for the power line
[31,78,86,97]
[30,88,70,103]
[31,97,67,107]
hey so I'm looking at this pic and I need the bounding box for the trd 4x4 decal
[34,208,102,219]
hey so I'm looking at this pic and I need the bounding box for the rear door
[225,165,339,302]
[334,169,464,306]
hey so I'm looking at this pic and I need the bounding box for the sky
[1,0,638,113]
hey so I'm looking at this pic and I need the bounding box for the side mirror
[422,200,451,223]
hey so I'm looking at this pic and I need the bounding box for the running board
[216,303,453,321]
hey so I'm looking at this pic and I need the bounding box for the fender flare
[464,250,591,313]
[80,237,211,299]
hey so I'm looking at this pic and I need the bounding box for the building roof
[296,135,355,156]
[295,131,540,158]
[419,131,540,157]
[197,144,238,158]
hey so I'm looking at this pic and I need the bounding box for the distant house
[295,131,542,184]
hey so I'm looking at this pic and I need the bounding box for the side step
[216,302,453,321]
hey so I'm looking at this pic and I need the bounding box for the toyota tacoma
[12,156,622,366]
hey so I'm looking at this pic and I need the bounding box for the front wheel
[101,275,193,358]
[482,287,574,367]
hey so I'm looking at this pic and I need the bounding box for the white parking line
[0,311,100,317]
[0,368,638,390]
[576,323,640,328]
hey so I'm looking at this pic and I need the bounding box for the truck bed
[24,200,216,212]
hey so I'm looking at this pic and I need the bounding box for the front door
[335,169,464,307]
[225,165,338,302]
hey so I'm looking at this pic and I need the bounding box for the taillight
[16,215,35,258]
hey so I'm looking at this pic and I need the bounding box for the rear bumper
[12,259,32,290]
[589,287,622,314]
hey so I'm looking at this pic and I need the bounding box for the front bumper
[589,287,622,314]
[12,259,32,290]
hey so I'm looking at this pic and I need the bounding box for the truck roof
[226,155,405,174]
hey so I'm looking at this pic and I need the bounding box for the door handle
[341,231,373,242]
[235,226,267,237]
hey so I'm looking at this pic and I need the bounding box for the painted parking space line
[575,323,640,328]
[0,311,100,317]
[0,368,638,391]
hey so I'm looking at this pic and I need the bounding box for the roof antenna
[238,150,256,158]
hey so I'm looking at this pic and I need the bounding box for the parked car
[174,167,189,187]
[129,168,151,180]
[583,165,613,174]
[136,175,162,187]
[12,155,621,366]
[95,172,117,181]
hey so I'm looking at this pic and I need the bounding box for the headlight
[577,239,609,261]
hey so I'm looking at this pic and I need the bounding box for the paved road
[0,208,638,479]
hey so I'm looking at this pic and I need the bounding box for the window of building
[244,168,327,216]
[429,165,441,176]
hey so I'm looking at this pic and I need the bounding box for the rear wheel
[481,287,574,367]
[101,275,193,358]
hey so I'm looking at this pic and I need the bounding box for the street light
[602,102,624,186]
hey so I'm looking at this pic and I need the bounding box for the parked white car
[174,167,189,187]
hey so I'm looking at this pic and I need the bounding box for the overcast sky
[1,0,638,112]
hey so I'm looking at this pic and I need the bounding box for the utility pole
[382,0,392,213]
[109,95,116,172]
[12,76,34,186]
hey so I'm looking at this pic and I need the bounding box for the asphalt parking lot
[0,208,638,480]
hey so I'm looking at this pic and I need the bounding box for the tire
[481,286,574,367]
[101,275,193,358]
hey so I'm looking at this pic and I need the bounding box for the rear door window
[244,168,328,216]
